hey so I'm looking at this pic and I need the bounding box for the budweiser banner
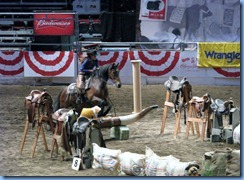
[34,13,74,36]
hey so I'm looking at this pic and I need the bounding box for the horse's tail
[54,90,62,112]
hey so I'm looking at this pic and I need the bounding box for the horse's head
[200,2,212,18]
[108,62,122,88]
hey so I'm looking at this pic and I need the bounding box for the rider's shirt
[79,57,99,76]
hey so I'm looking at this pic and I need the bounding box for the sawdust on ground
[0,84,240,176]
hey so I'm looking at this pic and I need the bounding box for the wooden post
[161,90,183,138]
[19,115,29,154]
[131,60,142,113]
[161,90,171,134]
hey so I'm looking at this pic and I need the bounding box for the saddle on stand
[20,89,54,158]
[210,97,234,128]
[210,97,236,143]
[164,76,192,114]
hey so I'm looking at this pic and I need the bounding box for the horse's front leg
[90,97,111,117]
[100,101,112,117]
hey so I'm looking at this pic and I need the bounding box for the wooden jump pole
[131,60,142,113]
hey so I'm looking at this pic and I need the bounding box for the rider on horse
[76,49,99,104]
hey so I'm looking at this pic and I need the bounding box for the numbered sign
[72,157,82,171]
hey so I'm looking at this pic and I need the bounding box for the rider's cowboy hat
[82,44,99,56]
[87,49,97,56]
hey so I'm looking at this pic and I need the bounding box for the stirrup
[76,95,83,104]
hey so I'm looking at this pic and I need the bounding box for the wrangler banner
[198,42,240,68]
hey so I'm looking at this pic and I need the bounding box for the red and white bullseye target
[97,51,128,70]
[0,51,24,76]
[213,68,240,77]
[130,51,180,76]
[24,51,74,77]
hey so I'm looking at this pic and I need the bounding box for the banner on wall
[198,42,240,68]
[0,51,24,76]
[24,51,75,77]
[34,13,75,36]
[139,1,240,43]
[140,0,167,21]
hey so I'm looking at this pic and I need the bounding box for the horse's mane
[93,64,111,81]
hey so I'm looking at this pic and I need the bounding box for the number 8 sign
[72,157,82,171]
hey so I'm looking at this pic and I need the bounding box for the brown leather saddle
[25,89,53,128]
[52,108,78,139]
[189,93,212,118]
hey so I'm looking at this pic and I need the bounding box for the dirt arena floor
[0,84,240,176]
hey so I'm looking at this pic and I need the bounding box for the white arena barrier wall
[0,49,240,86]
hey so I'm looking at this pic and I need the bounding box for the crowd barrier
[0,43,240,86]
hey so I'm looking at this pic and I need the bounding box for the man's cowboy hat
[87,49,97,56]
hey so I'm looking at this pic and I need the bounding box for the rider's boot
[76,88,85,104]
[76,74,86,104]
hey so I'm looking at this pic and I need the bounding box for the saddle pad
[67,83,77,94]
[80,106,101,119]
[164,79,181,92]
[52,108,70,121]
[80,108,95,119]
[190,96,204,103]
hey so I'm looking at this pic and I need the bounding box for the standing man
[76,49,99,104]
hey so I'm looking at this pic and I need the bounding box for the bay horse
[54,62,121,117]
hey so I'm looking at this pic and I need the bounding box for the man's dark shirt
[79,57,99,76]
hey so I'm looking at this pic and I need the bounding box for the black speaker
[79,19,101,34]
[73,0,101,14]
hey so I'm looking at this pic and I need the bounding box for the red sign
[34,14,74,36]
[148,0,167,20]
[140,0,167,21]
